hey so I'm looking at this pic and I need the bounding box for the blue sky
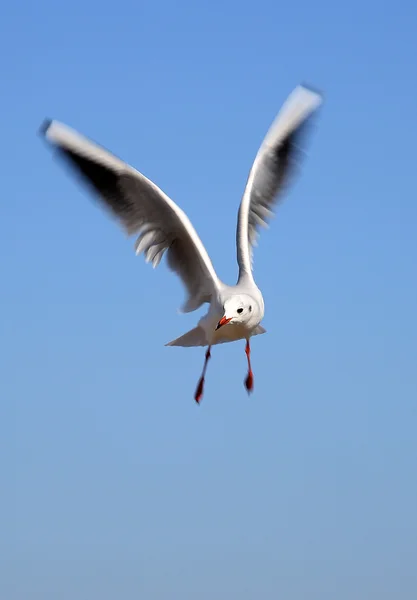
[2,0,417,598]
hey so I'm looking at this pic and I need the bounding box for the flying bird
[41,84,322,402]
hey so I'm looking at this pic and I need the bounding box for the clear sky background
[2,0,417,598]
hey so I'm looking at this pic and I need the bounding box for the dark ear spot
[249,305,252,312]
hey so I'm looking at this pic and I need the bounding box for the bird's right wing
[41,120,221,313]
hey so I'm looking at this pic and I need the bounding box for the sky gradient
[2,0,417,598]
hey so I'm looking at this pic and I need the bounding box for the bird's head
[215,295,258,330]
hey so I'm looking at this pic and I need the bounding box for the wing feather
[236,85,323,277]
[41,120,220,312]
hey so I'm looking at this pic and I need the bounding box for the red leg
[194,346,212,403]
[244,339,254,393]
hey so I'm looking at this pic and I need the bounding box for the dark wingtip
[299,82,325,102]
[39,118,53,138]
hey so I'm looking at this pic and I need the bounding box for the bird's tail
[165,326,207,347]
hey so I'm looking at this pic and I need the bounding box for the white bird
[41,84,322,402]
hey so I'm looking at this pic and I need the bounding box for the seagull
[40,84,322,403]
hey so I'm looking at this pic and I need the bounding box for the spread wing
[236,85,323,277]
[41,120,221,313]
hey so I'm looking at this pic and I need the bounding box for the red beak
[216,316,232,330]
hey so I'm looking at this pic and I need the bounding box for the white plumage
[41,84,322,402]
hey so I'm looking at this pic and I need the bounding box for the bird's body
[167,282,265,347]
[41,84,322,401]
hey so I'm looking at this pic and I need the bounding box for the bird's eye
[237,308,243,314]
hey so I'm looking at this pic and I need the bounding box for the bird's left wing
[41,120,221,313]
[236,85,323,278]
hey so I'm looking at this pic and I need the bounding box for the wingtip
[298,82,325,104]
[39,118,53,138]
